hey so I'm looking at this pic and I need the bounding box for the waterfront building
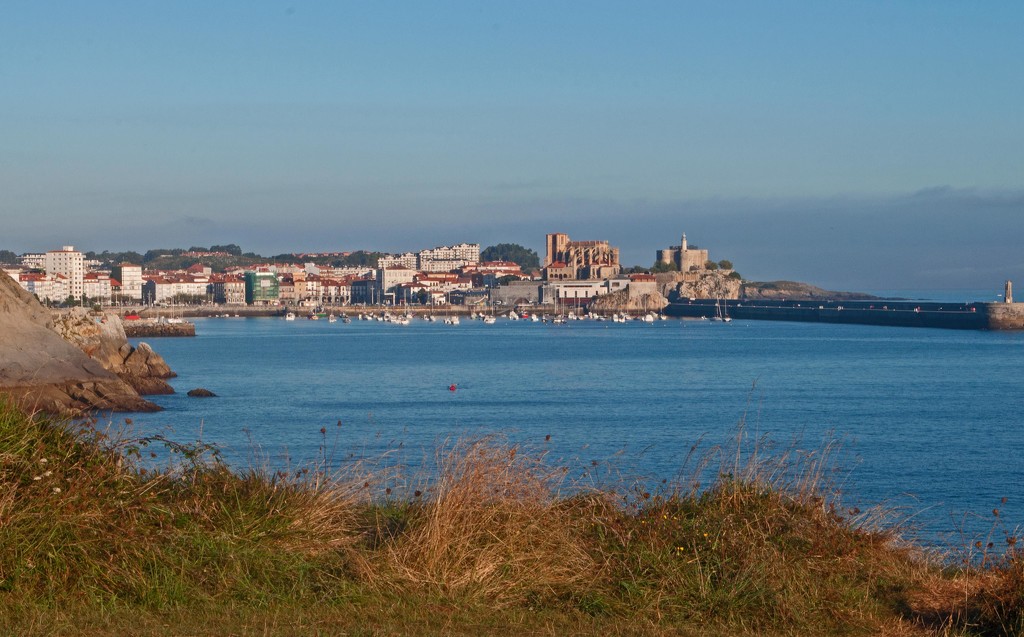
[539,280,608,307]
[111,263,144,301]
[143,275,211,305]
[489,280,541,306]
[376,266,418,304]
[243,271,280,306]
[349,277,378,305]
[211,274,246,305]
[543,233,620,281]
[45,246,85,301]
[83,272,112,303]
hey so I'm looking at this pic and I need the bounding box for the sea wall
[979,303,1024,330]
[122,320,196,337]
[664,299,1024,330]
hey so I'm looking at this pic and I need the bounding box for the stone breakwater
[665,299,1024,330]
[122,320,196,337]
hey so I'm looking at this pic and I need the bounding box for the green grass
[0,398,1020,636]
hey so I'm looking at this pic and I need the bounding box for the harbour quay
[665,298,1024,331]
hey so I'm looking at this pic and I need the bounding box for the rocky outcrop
[187,388,216,398]
[52,309,176,395]
[665,271,742,302]
[589,289,668,313]
[740,281,879,302]
[0,274,166,414]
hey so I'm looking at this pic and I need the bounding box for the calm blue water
[127,312,1024,547]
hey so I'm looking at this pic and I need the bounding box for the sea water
[127,311,1024,547]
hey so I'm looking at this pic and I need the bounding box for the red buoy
[448,384,457,392]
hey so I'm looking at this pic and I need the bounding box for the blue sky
[2,1,1022,289]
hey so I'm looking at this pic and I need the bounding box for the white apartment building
[16,272,70,303]
[45,246,84,301]
[142,275,210,304]
[19,254,46,270]
[379,252,418,269]
[417,243,479,272]
[83,272,113,303]
[111,263,144,301]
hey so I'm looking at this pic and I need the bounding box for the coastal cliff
[0,274,171,413]
[658,271,742,301]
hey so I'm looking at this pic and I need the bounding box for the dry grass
[1,398,1022,635]
[365,438,600,605]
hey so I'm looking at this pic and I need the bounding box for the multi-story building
[543,233,620,281]
[378,252,418,269]
[83,272,112,303]
[417,243,479,272]
[45,246,85,301]
[18,254,46,270]
[377,266,418,303]
[142,275,210,305]
[244,271,280,305]
[16,272,69,303]
[349,278,377,305]
[211,274,246,305]
[111,263,144,301]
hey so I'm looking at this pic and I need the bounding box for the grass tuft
[0,397,1021,635]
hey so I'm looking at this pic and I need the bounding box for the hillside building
[657,233,709,272]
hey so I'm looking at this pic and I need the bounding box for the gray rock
[0,274,163,413]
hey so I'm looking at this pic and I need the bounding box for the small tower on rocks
[1005,280,1013,304]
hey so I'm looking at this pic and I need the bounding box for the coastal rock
[589,289,668,313]
[52,310,176,395]
[186,388,217,398]
[667,271,742,302]
[740,281,879,302]
[0,274,163,414]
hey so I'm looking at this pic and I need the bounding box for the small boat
[284,312,296,321]
[483,316,497,325]
[328,314,337,323]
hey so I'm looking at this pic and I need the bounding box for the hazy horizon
[4,2,1022,291]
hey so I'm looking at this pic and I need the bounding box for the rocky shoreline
[0,275,176,414]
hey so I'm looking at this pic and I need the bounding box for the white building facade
[45,246,84,302]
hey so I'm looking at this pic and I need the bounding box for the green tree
[728,271,742,280]
[210,244,243,256]
[704,260,719,271]
[144,248,184,262]
[718,260,733,270]
[480,244,540,270]
[0,249,18,264]
[650,261,677,273]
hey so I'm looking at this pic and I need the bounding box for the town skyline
[4,3,1022,290]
